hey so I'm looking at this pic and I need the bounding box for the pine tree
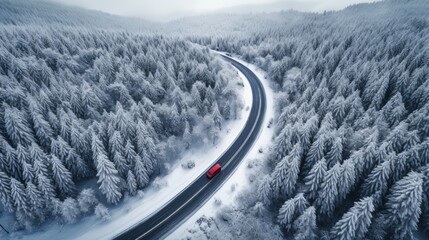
[135,120,149,155]
[421,163,429,232]
[25,182,44,219]
[283,144,302,197]
[59,110,72,143]
[37,173,56,205]
[92,134,107,165]
[271,156,292,198]
[61,197,80,224]
[0,171,13,212]
[10,178,31,218]
[385,122,408,153]
[337,160,356,203]
[51,155,76,196]
[70,121,87,157]
[384,171,423,240]
[304,135,325,172]
[257,176,272,206]
[361,158,392,200]
[253,201,266,217]
[304,159,327,201]
[95,203,110,221]
[278,193,309,231]
[30,111,54,150]
[96,149,122,204]
[270,125,293,165]
[183,121,192,150]
[77,189,98,214]
[293,206,318,240]
[331,197,374,240]
[382,93,406,127]
[134,156,149,188]
[109,131,124,156]
[141,150,154,176]
[4,105,34,147]
[358,142,379,180]
[124,140,138,165]
[326,137,342,168]
[66,148,90,178]
[22,161,35,184]
[316,162,341,218]
[127,170,137,196]
[16,143,31,164]
[4,142,20,179]
[191,84,203,115]
[30,143,49,177]
[222,102,231,120]
[212,103,223,130]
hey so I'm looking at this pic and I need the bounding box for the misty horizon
[47,0,378,22]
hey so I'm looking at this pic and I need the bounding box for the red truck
[207,163,222,179]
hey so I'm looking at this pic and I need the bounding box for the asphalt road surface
[114,54,267,240]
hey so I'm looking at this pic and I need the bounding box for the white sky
[49,0,377,22]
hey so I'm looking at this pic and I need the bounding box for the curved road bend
[114,54,267,240]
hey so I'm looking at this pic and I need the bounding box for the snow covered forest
[1,0,429,239]
[179,0,429,239]
[0,0,241,231]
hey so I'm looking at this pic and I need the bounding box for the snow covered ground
[165,54,275,239]
[5,55,253,240]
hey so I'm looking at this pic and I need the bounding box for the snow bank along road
[114,54,267,240]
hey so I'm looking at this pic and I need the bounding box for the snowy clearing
[5,55,253,240]
[166,53,276,239]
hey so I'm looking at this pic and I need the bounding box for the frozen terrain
[4,54,252,240]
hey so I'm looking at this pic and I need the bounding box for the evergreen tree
[124,140,138,166]
[331,197,375,240]
[258,176,272,206]
[4,105,34,147]
[30,143,49,177]
[37,173,56,205]
[95,149,122,204]
[316,163,341,218]
[382,93,406,127]
[278,193,309,231]
[22,161,35,184]
[361,158,392,201]
[337,160,356,203]
[293,206,318,240]
[270,125,293,165]
[384,172,423,240]
[222,102,231,120]
[51,155,76,196]
[77,189,98,214]
[134,156,149,188]
[61,197,80,224]
[25,182,44,219]
[326,137,342,168]
[95,203,110,221]
[30,111,54,150]
[10,178,31,218]
[127,170,137,196]
[304,135,325,172]
[304,159,327,200]
[0,171,13,212]
[212,103,223,130]
[283,144,302,197]
[183,121,192,150]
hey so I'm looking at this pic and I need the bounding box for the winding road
[114,54,267,240]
